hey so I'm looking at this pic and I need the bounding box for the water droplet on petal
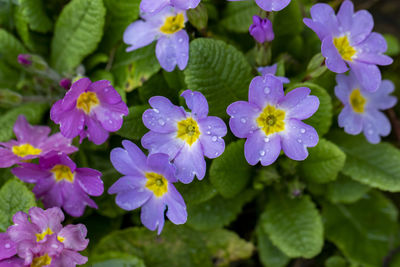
[212,136,217,142]
[368,129,373,135]
[300,128,306,133]
[240,118,246,123]
[264,87,270,94]
[215,152,219,156]
[208,125,212,129]
[153,108,159,113]
[264,137,270,143]
[4,243,10,249]
[178,38,183,43]
[297,139,302,143]
[259,150,266,156]
[108,120,113,124]
[158,119,165,126]
[206,131,211,135]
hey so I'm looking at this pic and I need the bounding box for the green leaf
[92,224,213,267]
[184,38,252,118]
[0,179,36,231]
[220,1,259,33]
[187,190,255,231]
[260,193,324,258]
[50,0,106,73]
[203,229,254,266]
[331,132,400,192]
[326,173,370,204]
[322,192,398,267]
[299,138,346,184]
[116,105,148,140]
[325,256,348,267]
[0,28,28,69]
[91,252,145,267]
[138,73,179,104]
[383,34,400,57]
[174,177,217,205]
[112,43,161,92]
[288,82,333,136]
[209,140,252,198]
[19,0,53,33]
[256,226,290,267]
[0,103,48,142]
[273,0,303,37]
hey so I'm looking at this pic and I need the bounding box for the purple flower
[12,152,104,217]
[227,0,291,12]
[59,78,72,90]
[6,207,88,266]
[0,115,77,168]
[227,74,319,165]
[303,0,392,92]
[140,0,200,13]
[0,233,17,262]
[141,90,227,183]
[50,78,129,145]
[123,6,189,72]
[249,16,274,43]
[335,71,397,144]
[108,140,187,234]
[17,54,32,66]
[257,64,290,84]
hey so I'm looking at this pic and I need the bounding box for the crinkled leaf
[184,38,252,118]
[138,73,179,104]
[326,173,370,204]
[322,191,398,267]
[19,0,53,33]
[220,1,258,33]
[260,193,324,258]
[51,0,106,73]
[256,225,290,267]
[0,28,28,69]
[299,138,346,184]
[209,140,252,198]
[0,179,36,231]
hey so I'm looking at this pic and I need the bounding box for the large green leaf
[116,105,149,140]
[187,190,255,231]
[325,173,370,204]
[273,0,303,37]
[0,103,48,142]
[175,176,217,205]
[299,138,345,184]
[184,38,252,118]
[260,193,324,258]
[0,179,36,231]
[322,192,398,267]
[331,132,400,192]
[50,0,106,73]
[0,29,28,69]
[138,73,179,104]
[256,226,290,267]
[209,140,251,198]
[19,0,53,33]
[220,1,259,33]
[91,252,145,267]
[92,224,213,267]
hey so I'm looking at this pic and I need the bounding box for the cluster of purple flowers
[0,207,88,266]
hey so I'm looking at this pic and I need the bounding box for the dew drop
[215,152,219,156]
[368,129,373,135]
[206,131,211,135]
[297,139,302,143]
[240,118,246,123]
[158,119,165,126]
[212,136,218,142]
[153,108,159,113]
[4,243,10,249]
[108,120,113,124]
[300,128,306,133]
[264,137,270,143]
[178,38,183,43]
[259,150,266,156]
[264,87,270,94]
[207,125,212,129]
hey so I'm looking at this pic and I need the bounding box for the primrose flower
[228,0,291,12]
[12,152,104,217]
[108,141,187,234]
[227,74,319,165]
[123,6,189,72]
[0,115,77,168]
[140,0,200,13]
[335,71,397,144]
[6,207,88,266]
[50,78,129,145]
[303,0,392,92]
[0,233,17,262]
[257,64,290,84]
[142,90,227,183]
[249,16,274,44]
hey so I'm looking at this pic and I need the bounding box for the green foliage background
[1,0,400,266]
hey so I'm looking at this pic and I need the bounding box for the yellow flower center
[256,105,286,136]
[333,35,357,61]
[31,254,52,267]
[12,144,42,158]
[36,228,54,242]
[160,13,185,34]
[145,172,168,197]
[349,89,366,113]
[51,164,75,183]
[176,117,201,146]
[76,91,99,114]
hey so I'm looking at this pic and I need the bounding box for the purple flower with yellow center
[257,63,290,84]
[140,0,200,13]
[249,15,274,44]
[50,78,128,145]
[12,152,103,217]
[123,6,189,72]
[335,71,397,144]
[6,207,88,267]
[141,90,227,183]
[227,74,319,165]
[227,0,291,12]
[0,115,77,168]
[303,0,392,92]
[108,140,187,234]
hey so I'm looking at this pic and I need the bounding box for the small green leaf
[184,38,252,118]
[322,192,398,267]
[260,193,324,258]
[220,1,259,33]
[0,179,36,231]
[209,140,252,198]
[256,226,290,267]
[0,28,28,69]
[51,0,106,73]
[19,0,53,33]
[299,138,346,184]
[326,173,370,204]
[116,105,149,140]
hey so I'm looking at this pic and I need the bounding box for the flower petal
[140,0,169,13]
[322,36,348,73]
[156,31,189,72]
[355,33,393,65]
[124,21,158,52]
[147,153,177,182]
[11,163,51,183]
[122,140,148,171]
[244,130,281,166]
[171,0,200,9]
[249,75,284,109]
[165,185,187,225]
[198,116,227,159]
[58,224,88,251]
[110,147,144,177]
[75,168,104,197]
[85,117,109,145]
[140,196,166,235]
[181,90,209,119]
[363,110,391,144]
[365,80,397,110]
[108,175,147,194]
[303,3,339,40]
[141,131,185,160]
[13,115,50,145]
[29,207,64,234]
[174,142,206,183]
[227,101,260,138]
[349,60,381,92]
[278,87,320,120]
[0,233,17,261]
